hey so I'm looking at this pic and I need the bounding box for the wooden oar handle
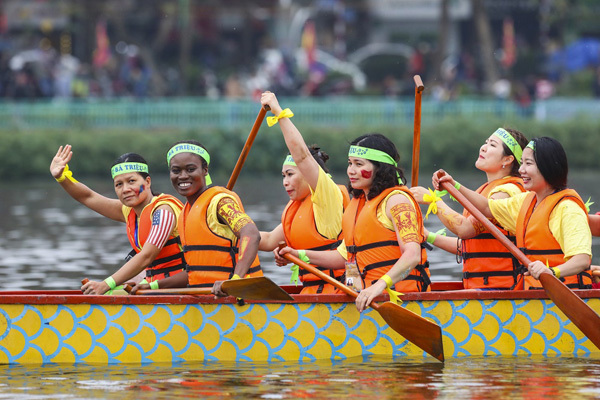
[226,105,270,190]
[439,178,531,267]
[593,270,600,277]
[277,243,361,301]
[81,279,89,285]
[414,75,424,92]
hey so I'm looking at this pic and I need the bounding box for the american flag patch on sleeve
[146,209,176,248]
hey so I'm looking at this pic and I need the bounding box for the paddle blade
[222,276,294,301]
[539,274,600,350]
[377,302,444,362]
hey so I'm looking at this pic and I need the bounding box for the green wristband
[104,276,117,290]
[454,181,461,190]
[149,280,159,290]
[297,250,310,263]
[427,232,437,244]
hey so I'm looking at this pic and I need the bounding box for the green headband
[282,155,296,167]
[493,128,523,165]
[348,145,397,167]
[526,140,536,151]
[166,143,212,186]
[348,145,402,184]
[111,162,149,179]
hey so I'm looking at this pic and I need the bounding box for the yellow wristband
[104,276,116,290]
[149,280,159,290]
[267,108,294,127]
[381,274,394,289]
[551,267,561,279]
[231,274,241,280]
[454,181,461,190]
[55,164,79,183]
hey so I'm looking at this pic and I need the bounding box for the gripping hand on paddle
[50,144,73,180]
[260,91,283,116]
[432,169,455,191]
[274,246,294,267]
[355,281,387,313]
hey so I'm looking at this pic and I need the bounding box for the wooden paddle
[440,178,600,350]
[126,276,293,301]
[226,105,269,190]
[278,244,444,362]
[411,75,424,187]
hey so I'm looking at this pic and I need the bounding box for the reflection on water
[1,355,599,399]
[1,171,600,290]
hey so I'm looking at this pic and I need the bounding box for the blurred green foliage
[3,115,600,180]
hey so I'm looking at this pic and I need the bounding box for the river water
[1,172,600,399]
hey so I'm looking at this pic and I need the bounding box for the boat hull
[0,288,598,364]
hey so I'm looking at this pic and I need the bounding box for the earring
[502,164,505,169]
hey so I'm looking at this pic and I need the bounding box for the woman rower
[258,91,349,294]
[411,127,528,290]
[132,140,263,296]
[50,145,186,295]
[279,133,430,312]
[433,137,593,290]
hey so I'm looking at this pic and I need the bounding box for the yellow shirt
[489,192,592,260]
[311,167,345,240]
[489,181,524,198]
[337,189,416,260]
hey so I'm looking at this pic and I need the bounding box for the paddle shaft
[132,287,211,295]
[411,75,424,187]
[227,106,268,190]
[440,180,600,350]
[280,249,364,302]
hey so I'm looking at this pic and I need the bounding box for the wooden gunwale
[0,285,598,305]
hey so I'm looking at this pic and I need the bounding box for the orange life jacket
[516,189,593,290]
[342,186,431,292]
[125,194,186,282]
[461,177,525,289]
[282,184,350,294]
[180,186,263,288]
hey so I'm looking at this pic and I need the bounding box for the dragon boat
[0,282,599,365]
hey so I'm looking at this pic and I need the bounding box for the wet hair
[501,128,529,177]
[288,144,331,174]
[169,140,209,170]
[528,136,568,191]
[347,133,406,200]
[112,152,157,195]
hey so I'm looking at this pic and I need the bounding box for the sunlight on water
[0,356,599,399]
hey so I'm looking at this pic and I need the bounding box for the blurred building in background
[0,0,599,100]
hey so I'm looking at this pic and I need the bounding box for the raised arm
[261,91,320,189]
[50,145,124,222]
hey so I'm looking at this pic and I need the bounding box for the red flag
[301,20,316,69]
[502,17,516,69]
[93,20,111,68]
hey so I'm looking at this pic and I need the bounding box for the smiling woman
[49,145,186,295]
[411,127,528,290]
[131,140,264,297]
[434,136,593,290]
